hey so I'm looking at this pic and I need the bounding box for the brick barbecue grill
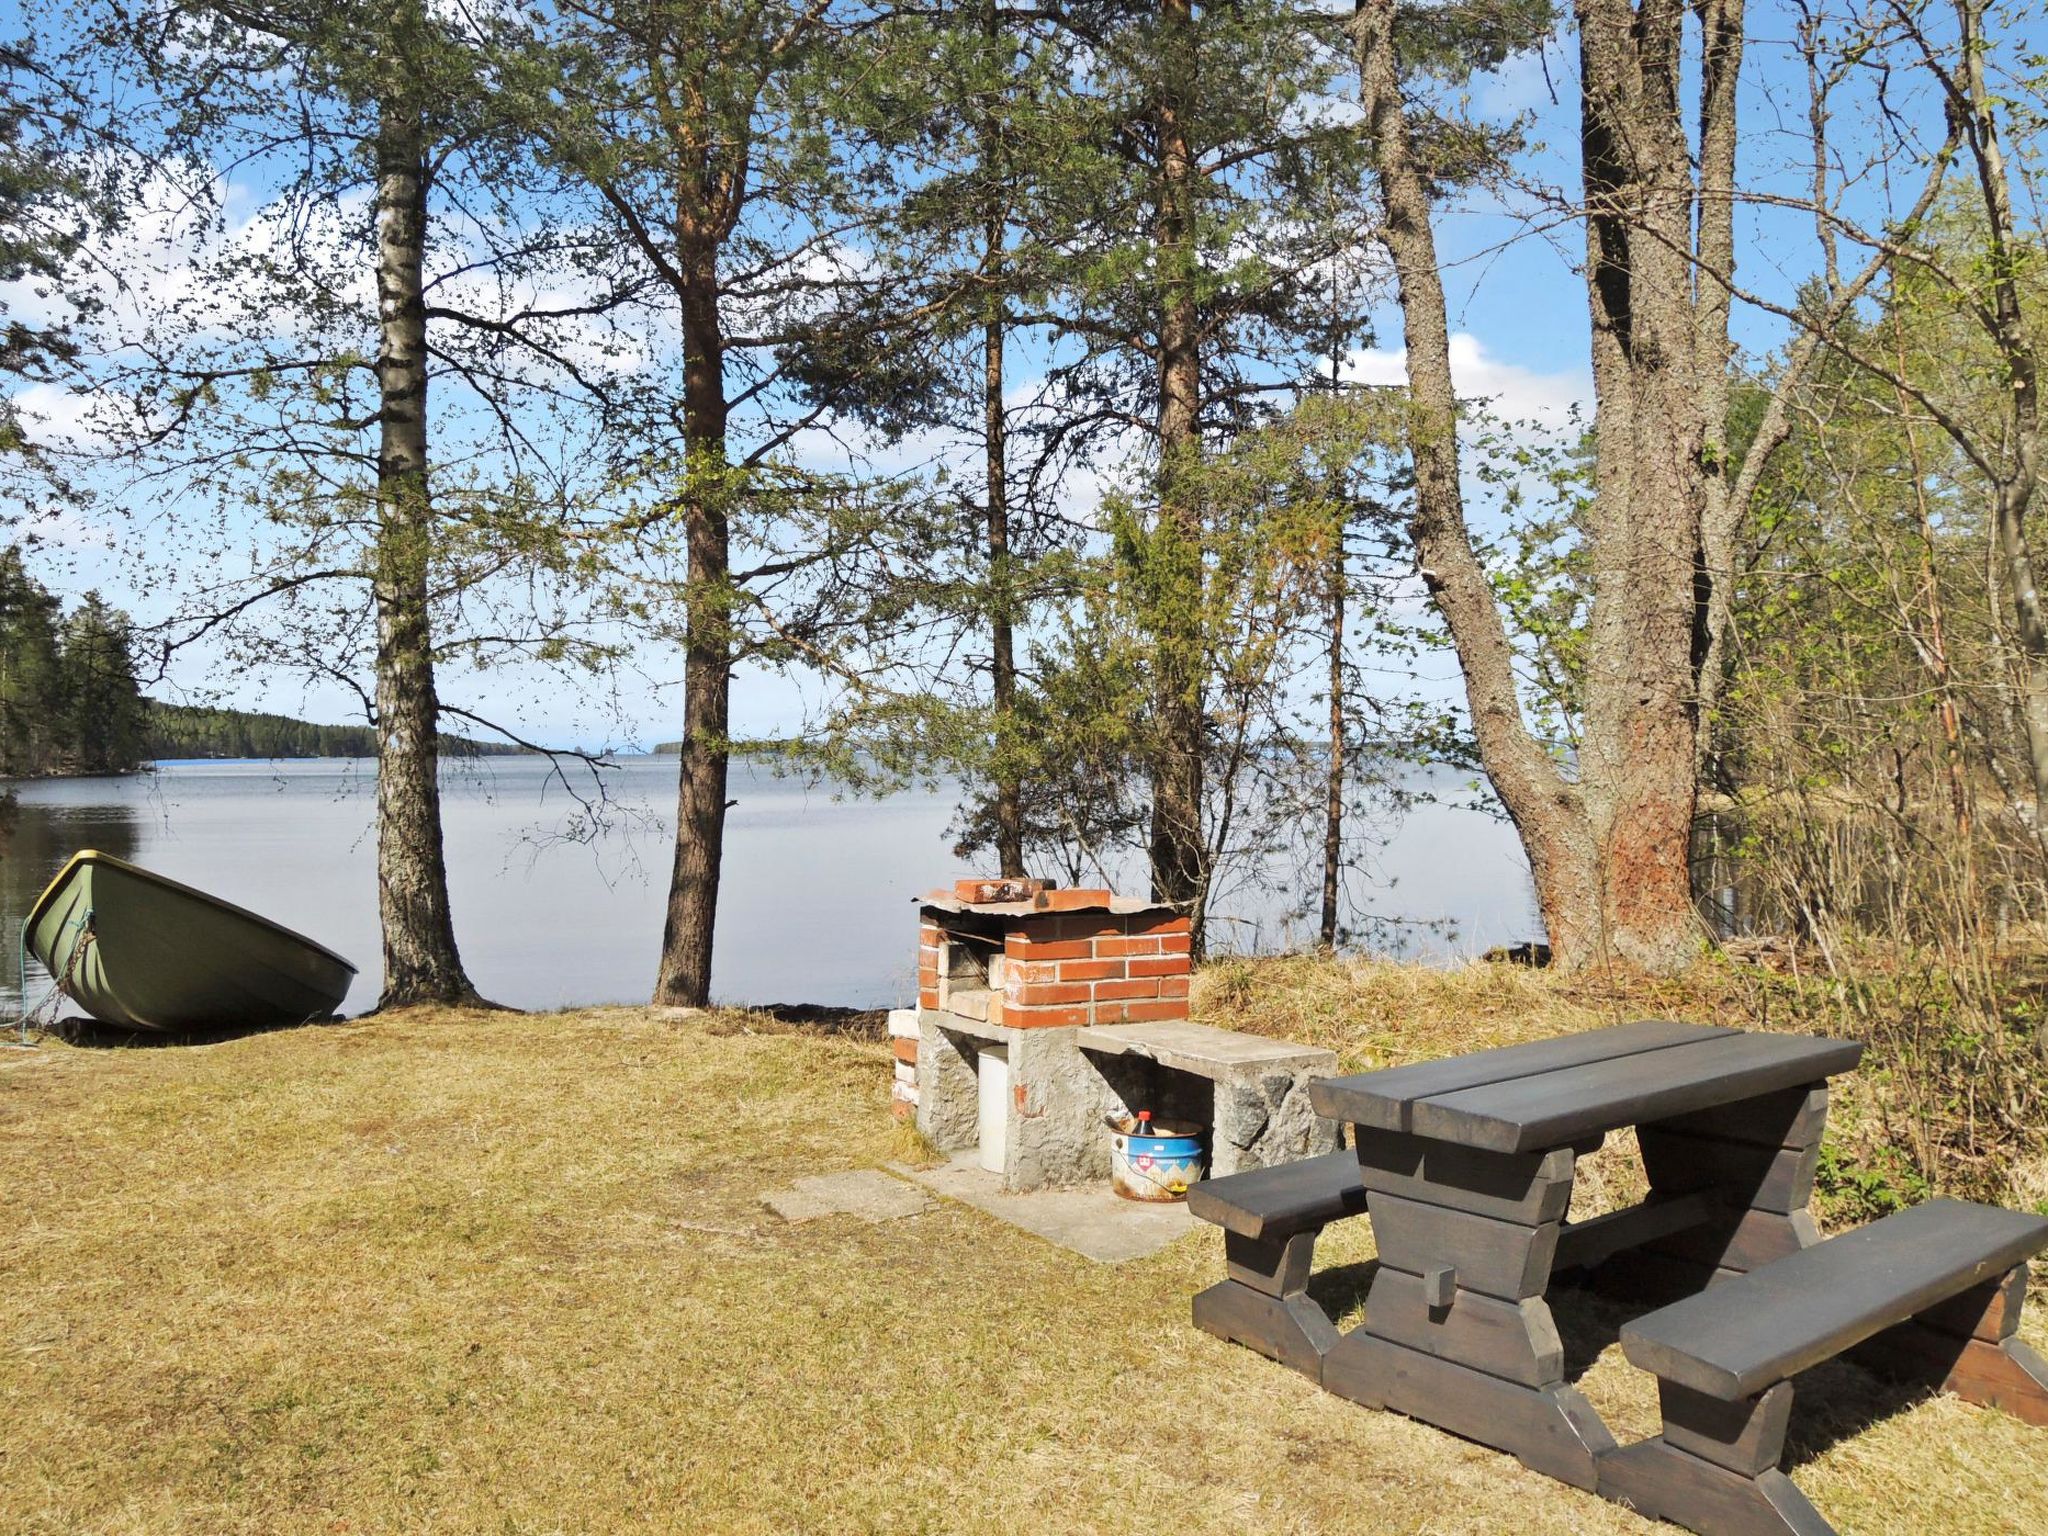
[893,879,1337,1195]
[916,879,1193,1030]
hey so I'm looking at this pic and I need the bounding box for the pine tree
[58,592,145,773]
[0,548,65,775]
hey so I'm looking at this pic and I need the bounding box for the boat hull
[24,851,357,1030]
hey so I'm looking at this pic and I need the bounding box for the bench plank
[1412,1034,1864,1155]
[1917,1263,2028,1342]
[1621,1198,2048,1398]
[1308,1019,1732,1131]
[1186,1150,1365,1241]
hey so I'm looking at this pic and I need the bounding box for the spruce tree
[59,592,145,773]
[0,548,66,775]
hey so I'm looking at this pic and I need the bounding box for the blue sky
[7,0,2038,750]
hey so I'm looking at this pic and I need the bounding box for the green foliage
[0,547,68,774]
[0,551,142,775]
[59,593,145,772]
[145,701,521,761]
[1813,1140,1932,1225]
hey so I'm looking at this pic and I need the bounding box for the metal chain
[16,912,94,1042]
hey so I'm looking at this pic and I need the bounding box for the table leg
[1630,1084,1829,1292]
[1321,1128,1616,1489]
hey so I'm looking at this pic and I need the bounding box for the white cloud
[7,381,104,446]
[1340,332,1588,431]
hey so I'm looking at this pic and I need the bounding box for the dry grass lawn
[1,963,2044,1534]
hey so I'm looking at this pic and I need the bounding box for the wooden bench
[1188,1150,1369,1379]
[1603,1198,2048,1536]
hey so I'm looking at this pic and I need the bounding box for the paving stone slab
[763,1169,933,1224]
[899,1153,1196,1263]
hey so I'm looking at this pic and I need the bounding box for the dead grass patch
[0,988,2041,1533]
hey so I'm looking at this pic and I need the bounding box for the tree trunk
[986,303,1025,878]
[1690,0,1744,745]
[982,10,1025,881]
[1148,0,1207,938]
[1353,0,1605,962]
[653,234,732,1008]
[1952,0,2048,860]
[1572,0,1713,969]
[370,85,482,1010]
[1320,539,1344,948]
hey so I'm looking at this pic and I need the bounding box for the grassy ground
[1,962,2043,1534]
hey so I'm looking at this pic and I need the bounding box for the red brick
[919,922,944,944]
[1090,1000,1127,1024]
[1029,887,1114,912]
[1093,977,1159,1002]
[1130,911,1193,935]
[918,986,939,1010]
[891,1037,919,1064]
[1120,999,1189,1022]
[1003,936,1093,960]
[890,1098,915,1120]
[1008,1003,1090,1028]
[1093,935,1161,958]
[1058,958,1123,982]
[956,876,1048,903]
[1013,981,1092,1006]
[1157,976,1190,1000]
[1052,914,1127,940]
[1005,959,1063,985]
[1126,955,1188,978]
[1156,933,1193,955]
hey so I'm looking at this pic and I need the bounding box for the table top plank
[1309,1019,1736,1131]
[1409,1033,1865,1154]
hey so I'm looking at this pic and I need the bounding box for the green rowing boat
[24,850,357,1030]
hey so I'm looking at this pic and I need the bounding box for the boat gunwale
[24,850,359,975]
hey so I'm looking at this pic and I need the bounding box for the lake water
[0,756,1539,1017]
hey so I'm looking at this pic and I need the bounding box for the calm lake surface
[1,756,1538,1017]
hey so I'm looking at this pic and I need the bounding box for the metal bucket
[1106,1115,1205,1202]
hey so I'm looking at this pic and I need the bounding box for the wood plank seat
[1189,1151,1368,1379]
[1603,1198,2048,1536]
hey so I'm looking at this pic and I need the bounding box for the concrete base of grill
[915,1010,1340,1194]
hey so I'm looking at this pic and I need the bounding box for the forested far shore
[3,552,525,777]
[1,549,147,778]
[146,702,528,764]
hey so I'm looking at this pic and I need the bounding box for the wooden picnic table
[1193,1019,2048,1536]
[1306,1020,1865,1490]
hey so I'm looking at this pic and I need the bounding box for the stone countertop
[1074,1019,1336,1075]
